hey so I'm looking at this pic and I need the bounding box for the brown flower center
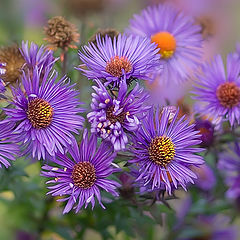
[27,98,54,129]
[216,82,240,108]
[106,56,132,77]
[106,105,126,124]
[148,136,175,167]
[71,162,96,189]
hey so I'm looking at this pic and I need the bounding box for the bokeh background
[1,0,240,239]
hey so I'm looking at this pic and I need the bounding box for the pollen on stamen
[151,31,176,59]
[105,56,132,77]
[27,98,54,129]
[105,99,110,104]
[148,136,176,167]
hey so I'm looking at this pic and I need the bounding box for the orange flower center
[105,56,132,77]
[216,82,240,108]
[151,31,176,59]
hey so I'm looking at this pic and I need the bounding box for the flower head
[41,130,120,214]
[129,106,204,194]
[218,143,240,200]
[178,215,238,240]
[191,164,216,191]
[77,34,159,87]
[194,119,214,147]
[20,41,57,71]
[44,16,80,51]
[0,45,25,84]
[4,67,84,160]
[87,78,150,151]
[0,121,19,168]
[126,4,202,84]
[193,54,240,127]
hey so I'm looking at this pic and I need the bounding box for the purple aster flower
[218,143,240,200]
[129,106,204,194]
[191,164,216,191]
[178,215,238,240]
[0,121,19,168]
[125,4,203,84]
[41,130,120,214]
[0,62,6,75]
[0,63,6,95]
[77,34,159,87]
[193,53,240,127]
[4,66,84,160]
[20,41,56,71]
[87,78,150,151]
[194,119,214,147]
[0,79,6,94]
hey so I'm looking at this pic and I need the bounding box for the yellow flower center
[148,136,176,167]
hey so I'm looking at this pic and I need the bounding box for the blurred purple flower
[4,67,84,160]
[218,143,240,200]
[178,215,238,240]
[41,130,120,214]
[129,106,204,194]
[126,4,203,84]
[77,34,159,87]
[191,164,216,191]
[194,119,214,147]
[193,53,240,127]
[87,78,150,151]
[16,230,36,240]
[0,121,19,168]
[119,172,135,200]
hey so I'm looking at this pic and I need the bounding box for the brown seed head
[148,136,175,167]
[106,56,132,78]
[0,45,25,84]
[27,98,54,129]
[216,82,240,108]
[88,28,119,46]
[106,105,126,124]
[63,0,105,17]
[71,162,96,189]
[44,16,80,50]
